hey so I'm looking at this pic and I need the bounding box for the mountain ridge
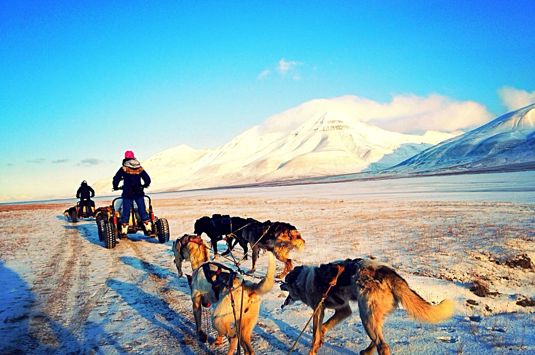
[389,103,535,173]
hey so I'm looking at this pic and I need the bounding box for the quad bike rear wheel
[103,221,117,249]
[155,218,170,244]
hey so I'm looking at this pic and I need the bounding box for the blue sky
[1,1,534,201]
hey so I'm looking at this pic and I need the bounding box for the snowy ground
[1,172,534,354]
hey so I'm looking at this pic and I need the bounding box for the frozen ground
[1,172,534,354]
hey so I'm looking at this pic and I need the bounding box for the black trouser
[80,199,94,215]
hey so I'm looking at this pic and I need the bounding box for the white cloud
[258,58,303,80]
[79,158,105,166]
[365,94,493,133]
[262,94,493,134]
[499,87,535,111]
[277,58,299,74]
[257,69,270,80]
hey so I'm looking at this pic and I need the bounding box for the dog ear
[290,230,301,240]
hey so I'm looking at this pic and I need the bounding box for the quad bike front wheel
[103,221,117,249]
[96,218,106,242]
[155,218,170,244]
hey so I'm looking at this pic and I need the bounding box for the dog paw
[211,335,224,346]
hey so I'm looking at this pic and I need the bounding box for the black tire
[103,222,117,249]
[156,218,170,243]
[96,218,106,242]
[70,209,78,223]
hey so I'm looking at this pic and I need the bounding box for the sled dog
[280,258,454,355]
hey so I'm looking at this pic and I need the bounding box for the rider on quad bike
[76,180,95,217]
[112,150,152,237]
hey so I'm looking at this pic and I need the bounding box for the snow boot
[121,224,128,236]
[144,221,152,233]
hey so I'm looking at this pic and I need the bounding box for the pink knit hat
[124,150,135,159]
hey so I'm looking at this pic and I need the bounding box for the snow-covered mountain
[389,103,535,173]
[95,97,456,193]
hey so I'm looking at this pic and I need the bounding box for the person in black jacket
[112,150,152,235]
[76,180,95,216]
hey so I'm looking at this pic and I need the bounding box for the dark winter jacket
[112,159,151,198]
[77,183,95,200]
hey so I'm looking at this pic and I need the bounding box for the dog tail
[249,252,276,295]
[391,275,454,323]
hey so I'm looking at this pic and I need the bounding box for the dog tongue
[202,301,211,308]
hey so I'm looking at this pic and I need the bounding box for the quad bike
[64,200,95,223]
[101,195,170,249]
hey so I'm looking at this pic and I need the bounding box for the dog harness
[201,262,237,302]
[175,234,205,260]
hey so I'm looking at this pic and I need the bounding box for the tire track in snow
[30,220,115,349]
[68,223,118,336]
[28,221,82,348]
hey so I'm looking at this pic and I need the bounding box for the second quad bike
[64,200,95,223]
[100,195,170,249]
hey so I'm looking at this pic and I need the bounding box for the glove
[143,184,150,189]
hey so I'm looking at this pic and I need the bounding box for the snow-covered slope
[95,97,456,194]
[365,143,433,172]
[390,103,535,173]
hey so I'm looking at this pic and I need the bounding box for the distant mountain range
[94,98,535,194]
[388,103,535,173]
[94,96,454,193]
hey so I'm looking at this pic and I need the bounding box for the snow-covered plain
[1,172,534,354]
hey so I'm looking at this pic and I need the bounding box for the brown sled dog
[172,233,210,278]
[211,251,276,355]
[173,233,246,346]
[280,258,454,355]
[238,220,305,278]
[172,234,217,343]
